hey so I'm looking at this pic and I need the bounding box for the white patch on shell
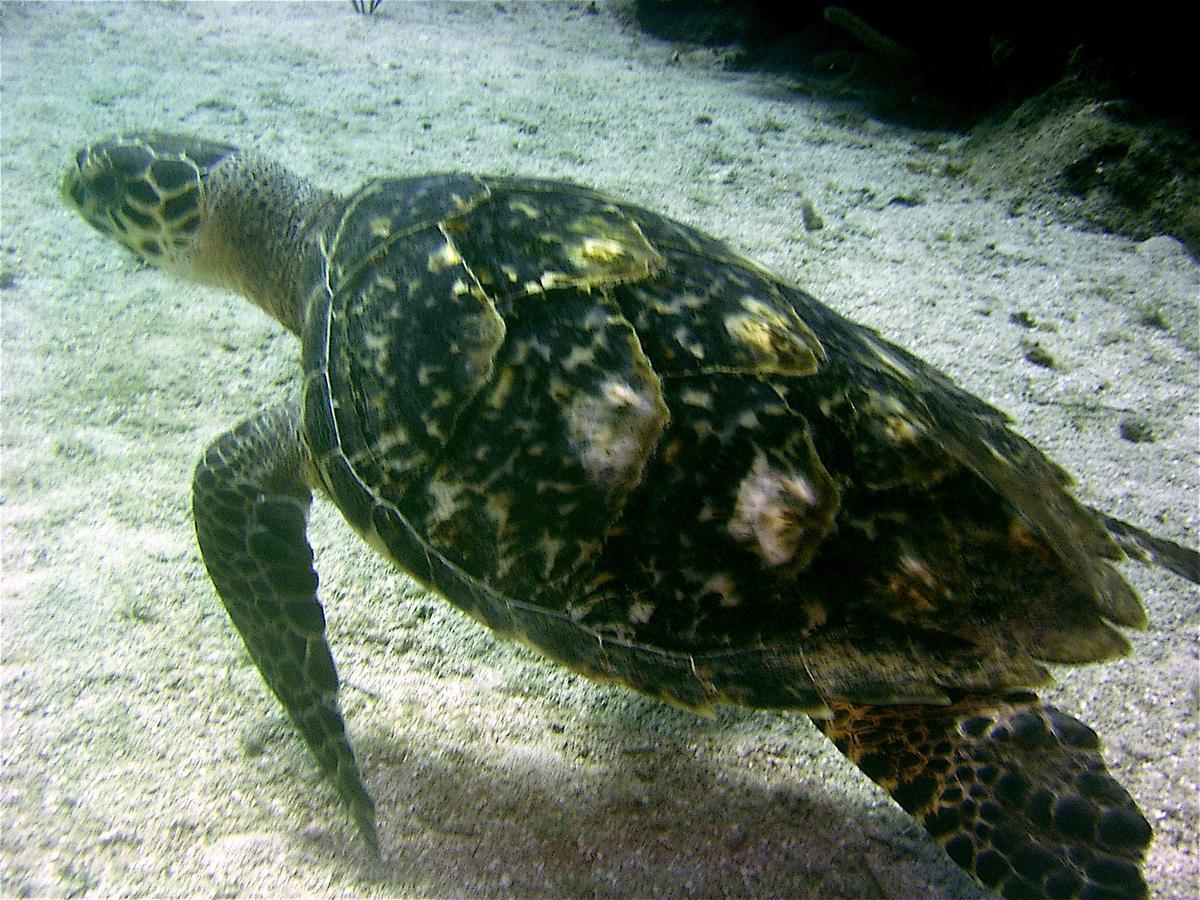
[628,600,656,624]
[564,377,667,493]
[561,344,596,373]
[427,241,463,273]
[536,532,565,581]
[485,491,512,533]
[865,391,927,445]
[681,388,714,409]
[371,425,411,457]
[728,450,833,569]
[426,475,468,526]
[671,324,706,360]
[701,573,741,607]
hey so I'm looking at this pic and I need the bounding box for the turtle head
[62,133,239,276]
[64,133,334,335]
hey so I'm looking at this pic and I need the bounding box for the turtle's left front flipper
[815,694,1151,898]
[192,400,378,853]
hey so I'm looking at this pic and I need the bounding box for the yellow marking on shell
[511,337,552,366]
[884,414,922,444]
[662,437,684,464]
[371,425,411,456]
[416,364,442,386]
[487,365,516,409]
[501,264,520,283]
[561,344,597,373]
[537,532,565,580]
[566,236,629,271]
[493,546,517,583]
[672,325,706,360]
[899,554,937,588]
[363,329,392,376]
[701,573,741,607]
[865,391,927,445]
[427,475,468,525]
[427,241,463,273]
[648,292,707,316]
[485,490,512,532]
[985,439,1013,463]
[451,278,470,297]
[509,200,541,219]
[865,338,917,381]
[628,600,656,624]
[724,297,823,376]
[681,388,714,410]
[881,553,944,621]
[369,215,392,238]
[376,274,397,292]
[524,270,572,293]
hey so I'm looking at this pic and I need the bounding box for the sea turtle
[62,133,1197,898]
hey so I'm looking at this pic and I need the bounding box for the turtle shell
[301,174,1143,713]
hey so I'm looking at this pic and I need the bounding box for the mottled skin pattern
[63,134,1199,898]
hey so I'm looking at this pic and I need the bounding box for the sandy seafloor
[0,3,1197,897]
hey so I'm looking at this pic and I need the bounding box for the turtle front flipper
[192,400,378,853]
[815,694,1151,898]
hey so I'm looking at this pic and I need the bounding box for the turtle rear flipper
[1090,508,1200,584]
[192,401,378,853]
[816,694,1151,898]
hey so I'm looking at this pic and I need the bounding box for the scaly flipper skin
[816,695,1151,898]
[192,401,378,852]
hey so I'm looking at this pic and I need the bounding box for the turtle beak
[63,135,215,267]
[62,145,123,240]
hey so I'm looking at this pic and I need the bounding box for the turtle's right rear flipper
[815,693,1151,898]
[1090,508,1200,584]
[192,400,378,853]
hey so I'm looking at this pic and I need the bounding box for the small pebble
[799,198,824,231]
[725,823,749,850]
[1119,416,1156,443]
[1021,340,1055,368]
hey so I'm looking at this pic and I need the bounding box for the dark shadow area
[622,1,1200,255]
[342,700,990,898]
[625,1,1195,131]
